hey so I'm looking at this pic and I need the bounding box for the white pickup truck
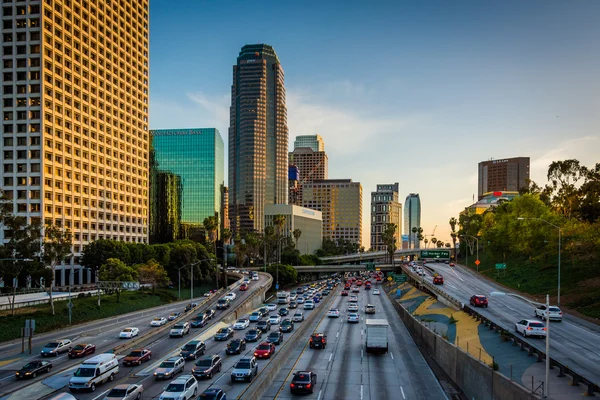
[365,319,389,353]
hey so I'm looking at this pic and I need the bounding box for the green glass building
[149,128,224,243]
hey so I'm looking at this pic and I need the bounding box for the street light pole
[545,293,550,399]
[460,235,479,272]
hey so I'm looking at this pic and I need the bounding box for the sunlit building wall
[370,183,402,251]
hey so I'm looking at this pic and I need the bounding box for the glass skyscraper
[404,193,421,248]
[150,129,224,243]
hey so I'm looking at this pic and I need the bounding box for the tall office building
[370,183,402,251]
[404,193,421,248]
[302,179,362,246]
[150,129,224,242]
[478,157,530,200]
[228,44,288,234]
[293,134,324,152]
[288,146,328,205]
[0,1,150,286]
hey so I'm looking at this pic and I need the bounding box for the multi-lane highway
[262,282,447,400]
[415,261,600,387]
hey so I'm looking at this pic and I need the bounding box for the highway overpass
[319,248,451,264]
[292,263,399,273]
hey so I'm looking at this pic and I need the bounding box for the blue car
[313,297,320,303]
[199,387,226,400]
[249,312,262,322]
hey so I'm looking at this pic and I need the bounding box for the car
[373,289,380,295]
[256,320,272,333]
[267,330,284,345]
[170,322,190,338]
[352,287,360,293]
[41,339,72,357]
[203,291,212,297]
[119,328,139,339]
[231,357,258,383]
[203,309,216,319]
[190,315,208,328]
[245,329,263,342]
[192,355,222,379]
[150,317,167,327]
[216,298,231,310]
[290,371,317,394]
[265,303,277,311]
[226,338,247,355]
[433,275,444,285]
[240,283,248,291]
[123,348,152,366]
[279,318,295,333]
[449,262,455,267]
[327,309,340,318]
[313,296,321,303]
[322,290,330,296]
[278,307,289,316]
[258,307,270,316]
[535,305,563,321]
[289,294,297,301]
[341,290,349,296]
[304,300,315,310]
[184,303,195,313]
[249,311,263,322]
[224,292,237,301]
[268,315,281,325]
[158,374,197,400]
[179,341,206,361]
[168,312,182,321]
[153,357,185,380]
[365,304,376,314]
[233,318,250,330]
[104,383,144,400]
[288,301,298,309]
[296,297,305,304]
[199,388,227,400]
[292,312,305,322]
[15,360,52,379]
[309,333,327,349]
[470,295,489,308]
[214,327,234,341]
[515,319,547,338]
[254,342,276,359]
[348,303,359,312]
[349,295,358,303]
[251,274,259,281]
[68,343,96,358]
[347,313,360,323]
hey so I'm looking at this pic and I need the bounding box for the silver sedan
[104,383,143,400]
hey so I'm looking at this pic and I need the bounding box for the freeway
[263,283,447,399]
[0,274,263,398]
[417,261,600,388]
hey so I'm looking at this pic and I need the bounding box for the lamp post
[460,235,479,272]
[517,217,562,306]
[177,261,202,302]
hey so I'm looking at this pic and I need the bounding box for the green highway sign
[366,262,375,271]
[420,250,450,259]
[495,263,507,270]
[395,274,407,283]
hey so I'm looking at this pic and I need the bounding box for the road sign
[375,268,380,271]
[495,263,506,270]
[68,302,74,309]
[387,276,392,282]
[394,274,407,283]
[475,259,481,266]
[275,283,279,290]
[366,262,375,271]
[420,250,450,259]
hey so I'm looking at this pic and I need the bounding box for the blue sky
[149,0,600,246]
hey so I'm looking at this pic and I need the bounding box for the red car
[123,348,152,366]
[470,295,488,308]
[240,283,248,291]
[433,276,444,285]
[68,343,96,358]
[341,290,348,296]
[254,342,275,359]
[449,262,455,267]
[356,280,362,286]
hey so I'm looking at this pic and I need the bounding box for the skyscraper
[150,129,224,242]
[0,1,150,286]
[228,44,288,234]
[288,147,328,205]
[293,134,324,152]
[478,157,530,199]
[370,183,402,251]
[404,193,421,248]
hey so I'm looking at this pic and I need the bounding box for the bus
[276,291,290,304]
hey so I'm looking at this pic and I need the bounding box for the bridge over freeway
[319,248,451,264]
[292,263,399,273]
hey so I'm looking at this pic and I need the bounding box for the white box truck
[69,353,119,392]
[365,319,389,353]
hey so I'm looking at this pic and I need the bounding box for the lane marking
[328,353,333,362]
[360,384,364,399]
[401,386,406,399]
[317,390,322,400]
[390,352,394,360]
[361,349,363,359]
[336,332,339,338]
[92,388,111,400]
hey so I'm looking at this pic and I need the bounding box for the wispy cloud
[530,136,599,183]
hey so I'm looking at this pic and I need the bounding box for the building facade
[0,0,150,286]
[228,44,288,235]
[478,157,530,200]
[370,183,402,251]
[150,129,224,243]
[264,204,322,255]
[288,147,328,205]
[302,179,362,246]
[404,193,421,248]
[293,134,324,152]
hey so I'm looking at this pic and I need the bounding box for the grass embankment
[460,254,600,319]
[0,284,212,343]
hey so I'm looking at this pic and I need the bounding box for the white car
[170,322,190,338]
[233,318,250,330]
[203,292,212,297]
[515,319,547,338]
[349,296,358,303]
[119,327,139,339]
[303,301,315,310]
[347,313,360,323]
[348,303,359,312]
[327,309,340,318]
[268,315,281,325]
[224,292,237,301]
[150,317,167,327]
[251,275,259,281]
[296,297,305,304]
[373,289,380,295]
[265,303,277,311]
[158,374,197,400]
[289,294,297,301]
[535,305,563,321]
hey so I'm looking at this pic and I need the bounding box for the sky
[149,0,600,247]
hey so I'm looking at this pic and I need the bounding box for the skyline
[150,0,600,246]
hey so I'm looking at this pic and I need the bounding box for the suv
[226,338,247,355]
[40,339,72,357]
[292,312,305,322]
[535,305,563,321]
[433,275,444,285]
[154,357,185,380]
[216,298,231,310]
[192,355,222,379]
[230,357,258,383]
[364,304,376,314]
[256,320,271,333]
[179,340,206,360]
[309,333,327,349]
[170,322,190,338]
[279,319,294,333]
[470,295,488,308]
[290,370,317,394]
[267,330,283,345]
[158,374,198,400]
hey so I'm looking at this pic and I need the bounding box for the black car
[289,301,298,309]
[279,319,294,333]
[15,360,52,379]
[190,315,208,328]
[214,327,234,341]
[245,329,263,342]
[256,320,271,333]
[179,340,206,360]
[322,290,330,296]
[278,308,289,316]
[290,370,317,394]
[226,338,247,355]
[192,355,222,379]
[258,307,269,316]
[184,303,194,312]
[204,309,216,319]
[199,388,226,400]
[267,331,283,345]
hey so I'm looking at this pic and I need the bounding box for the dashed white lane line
[360,384,364,399]
[317,390,323,400]
[451,268,465,282]
[328,353,333,362]
[390,352,394,360]
[401,386,406,399]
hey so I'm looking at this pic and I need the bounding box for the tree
[381,223,397,265]
[203,215,219,251]
[43,224,72,315]
[411,227,418,248]
[449,217,458,258]
[431,237,437,248]
[81,239,130,277]
[273,214,287,238]
[292,229,302,251]
[136,259,169,293]
[222,228,232,245]
[424,238,429,248]
[98,258,137,303]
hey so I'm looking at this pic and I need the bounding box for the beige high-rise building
[370,183,402,251]
[302,179,362,247]
[0,0,150,286]
[288,146,328,205]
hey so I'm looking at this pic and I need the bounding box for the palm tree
[431,237,438,248]
[449,217,458,260]
[292,229,302,251]
[424,238,429,248]
[222,228,232,245]
[411,227,418,249]
[273,214,286,238]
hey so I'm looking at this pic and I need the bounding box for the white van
[69,353,119,392]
